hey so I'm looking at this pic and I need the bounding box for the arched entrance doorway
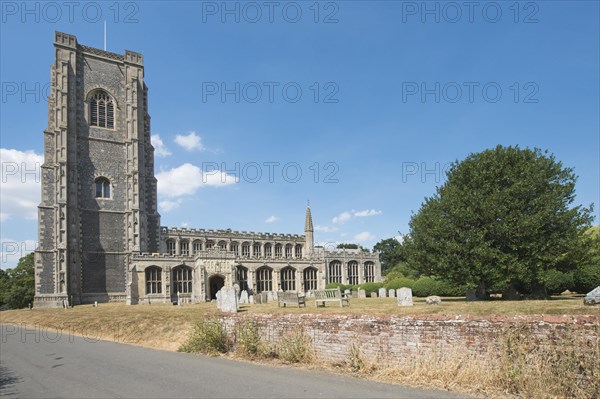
[208,275,225,300]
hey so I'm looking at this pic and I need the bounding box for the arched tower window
[89,90,115,129]
[95,177,110,198]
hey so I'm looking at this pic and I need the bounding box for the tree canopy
[404,145,594,298]
[0,252,35,309]
[373,238,408,274]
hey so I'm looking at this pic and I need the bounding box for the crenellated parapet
[160,226,305,241]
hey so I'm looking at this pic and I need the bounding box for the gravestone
[216,287,238,313]
[466,289,477,302]
[584,286,600,306]
[388,289,396,298]
[378,288,387,298]
[425,295,442,305]
[261,292,268,304]
[370,292,378,298]
[239,290,249,304]
[358,289,366,299]
[397,287,413,306]
[248,295,254,304]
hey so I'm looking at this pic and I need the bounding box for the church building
[34,32,382,307]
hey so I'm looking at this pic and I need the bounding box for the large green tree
[0,252,35,309]
[373,238,408,274]
[404,145,594,298]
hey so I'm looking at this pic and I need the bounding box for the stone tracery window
[89,90,115,129]
[166,239,176,255]
[173,265,192,294]
[285,244,293,258]
[95,177,110,198]
[256,266,272,293]
[327,260,342,284]
[193,240,202,254]
[295,244,302,258]
[364,262,375,283]
[180,240,189,256]
[303,267,317,291]
[280,267,296,291]
[145,266,162,294]
[348,261,359,285]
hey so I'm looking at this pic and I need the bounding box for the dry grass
[1,295,597,351]
[2,296,599,398]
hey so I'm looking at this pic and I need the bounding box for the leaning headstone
[584,286,600,306]
[388,289,396,298]
[358,289,366,299]
[248,295,254,304]
[397,287,413,306]
[425,295,442,305]
[466,289,478,302]
[216,287,238,313]
[378,287,387,298]
[370,292,378,298]
[239,290,249,304]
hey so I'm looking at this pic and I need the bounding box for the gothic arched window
[89,90,115,129]
[95,177,110,198]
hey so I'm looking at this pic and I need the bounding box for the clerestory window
[95,177,110,198]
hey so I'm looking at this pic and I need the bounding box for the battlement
[54,31,77,48]
[160,226,305,241]
[54,31,142,64]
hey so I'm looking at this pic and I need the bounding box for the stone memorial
[358,289,366,299]
[378,287,387,298]
[248,295,254,304]
[466,289,477,302]
[239,290,249,304]
[216,287,238,313]
[388,289,395,298]
[425,295,442,305]
[584,286,600,306]
[371,292,378,298]
[397,287,413,306]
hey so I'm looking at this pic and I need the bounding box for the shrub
[325,283,354,292]
[358,282,383,295]
[278,330,314,363]
[573,263,600,294]
[178,317,230,355]
[541,270,575,294]
[236,320,269,358]
[412,277,438,297]
[384,277,415,290]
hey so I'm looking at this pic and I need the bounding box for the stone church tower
[34,32,160,307]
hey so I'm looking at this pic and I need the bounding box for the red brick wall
[219,314,600,362]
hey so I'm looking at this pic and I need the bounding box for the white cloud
[265,215,279,224]
[332,211,352,224]
[332,209,382,224]
[158,199,182,212]
[0,148,43,222]
[315,225,338,233]
[151,134,172,157]
[156,163,237,199]
[354,231,375,242]
[174,131,204,152]
[354,209,382,217]
[180,221,189,228]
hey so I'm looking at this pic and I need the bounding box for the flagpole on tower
[103,20,106,51]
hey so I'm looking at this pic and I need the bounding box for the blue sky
[1,1,599,268]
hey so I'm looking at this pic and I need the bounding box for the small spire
[305,203,313,232]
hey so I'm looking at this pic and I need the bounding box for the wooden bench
[314,288,350,307]
[277,291,306,308]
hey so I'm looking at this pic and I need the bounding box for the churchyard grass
[2,295,598,398]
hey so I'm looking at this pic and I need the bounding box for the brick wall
[218,313,600,362]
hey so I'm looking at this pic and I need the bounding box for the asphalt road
[1,324,472,399]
